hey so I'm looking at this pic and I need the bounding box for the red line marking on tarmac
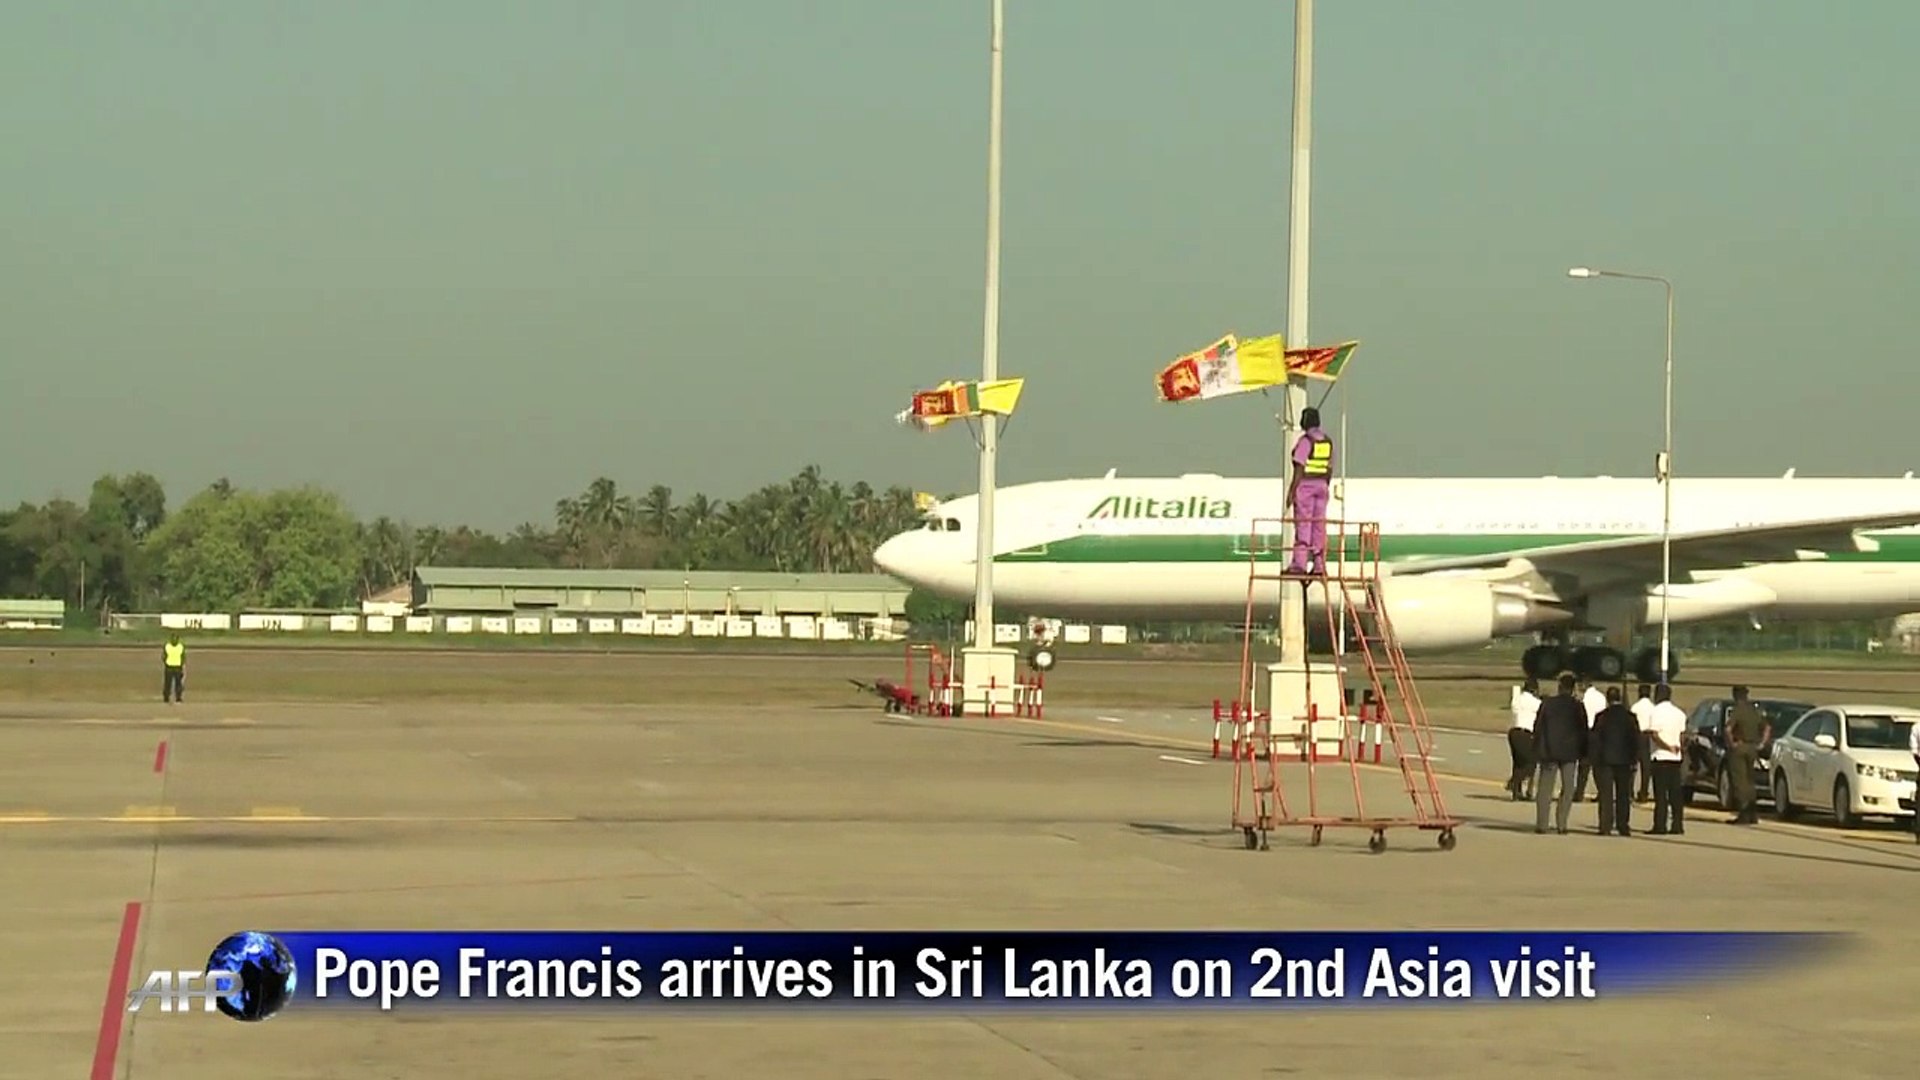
[152,739,168,774]
[91,901,142,1080]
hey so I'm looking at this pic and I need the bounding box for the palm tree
[639,485,674,541]
[506,467,933,576]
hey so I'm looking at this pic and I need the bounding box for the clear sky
[4,1,1916,529]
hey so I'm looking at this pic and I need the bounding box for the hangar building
[409,567,910,621]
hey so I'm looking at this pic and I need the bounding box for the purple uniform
[1287,427,1334,573]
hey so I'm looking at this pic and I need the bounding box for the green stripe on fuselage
[993,531,1920,565]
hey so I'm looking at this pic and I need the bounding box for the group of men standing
[1505,674,1771,836]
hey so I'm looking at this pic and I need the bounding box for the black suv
[1681,697,1813,809]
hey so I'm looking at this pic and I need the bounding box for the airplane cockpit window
[944,518,961,531]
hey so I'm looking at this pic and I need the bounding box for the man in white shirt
[1574,680,1607,802]
[1647,683,1689,835]
[1506,678,1541,801]
[1630,683,1656,803]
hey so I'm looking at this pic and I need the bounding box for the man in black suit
[1590,686,1641,836]
[1531,673,1589,835]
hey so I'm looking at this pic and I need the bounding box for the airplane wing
[1391,509,1920,586]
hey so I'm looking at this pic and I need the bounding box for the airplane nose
[873,533,909,579]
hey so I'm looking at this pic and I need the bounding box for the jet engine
[1306,575,1571,654]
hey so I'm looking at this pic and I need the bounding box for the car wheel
[1832,777,1854,829]
[1717,767,1735,810]
[1772,773,1797,820]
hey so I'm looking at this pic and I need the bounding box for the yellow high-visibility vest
[164,642,185,667]
[1302,436,1333,477]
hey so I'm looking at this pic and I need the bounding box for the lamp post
[973,0,1004,656]
[957,0,1017,715]
[1242,0,1315,739]
[1277,0,1314,677]
[1567,266,1674,683]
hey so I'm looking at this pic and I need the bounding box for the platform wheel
[1367,831,1387,854]
[1243,827,1259,850]
[1437,829,1457,851]
[1310,826,1323,847]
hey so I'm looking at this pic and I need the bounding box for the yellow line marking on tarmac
[996,715,1915,846]
[0,811,52,822]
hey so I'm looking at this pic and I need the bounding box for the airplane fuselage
[873,474,1920,682]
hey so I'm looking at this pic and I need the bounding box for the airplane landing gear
[1632,646,1680,684]
[1573,646,1627,682]
[1521,644,1565,680]
[1519,643,1633,682]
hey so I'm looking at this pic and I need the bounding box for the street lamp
[1567,265,1675,683]
[956,0,1017,715]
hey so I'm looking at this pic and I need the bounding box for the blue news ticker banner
[261,930,1838,1012]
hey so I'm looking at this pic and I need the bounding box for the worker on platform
[1532,673,1589,835]
[1284,406,1335,576]
[1722,685,1770,825]
[1630,683,1656,803]
[162,633,186,704]
[1505,678,1540,801]
[1590,686,1641,837]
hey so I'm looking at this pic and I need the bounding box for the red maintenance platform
[1226,516,1459,854]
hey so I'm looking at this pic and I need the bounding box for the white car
[1769,704,1920,828]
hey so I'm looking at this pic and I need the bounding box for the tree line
[0,466,934,616]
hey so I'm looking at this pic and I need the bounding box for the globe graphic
[205,931,298,1022]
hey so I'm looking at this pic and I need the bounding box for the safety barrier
[1013,670,1045,719]
[1210,698,1389,763]
[904,644,954,717]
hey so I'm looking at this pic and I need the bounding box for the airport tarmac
[4,698,1917,1079]
[1039,701,1920,843]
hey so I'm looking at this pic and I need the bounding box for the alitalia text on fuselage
[1087,495,1234,521]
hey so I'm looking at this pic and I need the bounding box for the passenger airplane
[871,472,1920,683]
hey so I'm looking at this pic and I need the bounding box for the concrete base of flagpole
[958,647,1019,718]
[1264,661,1349,758]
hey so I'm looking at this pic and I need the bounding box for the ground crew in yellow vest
[1722,685,1769,824]
[162,634,186,704]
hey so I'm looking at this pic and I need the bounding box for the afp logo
[127,931,299,1022]
[125,969,240,1014]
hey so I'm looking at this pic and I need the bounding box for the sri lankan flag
[1285,340,1359,382]
[897,377,1025,431]
[1155,333,1288,403]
